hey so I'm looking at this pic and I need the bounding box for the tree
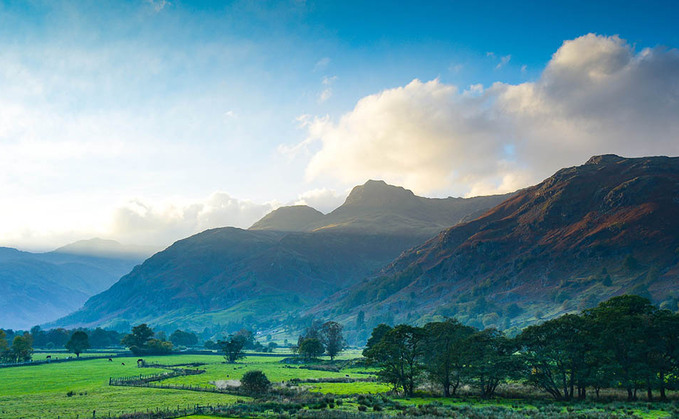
[423,319,476,397]
[121,324,154,351]
[646,309,679,401]
[121,324,172,355]
[519,314,589,400]
[584,295,656,400]
[218,334,248,363]
[0,330,9,362]
[462,329,519,398]
[363,323,392,355]
[145,338,173,354]
[11,333,33,363]
[320,321,345,361]
[363,324,426,396]
[65,331,90,358]
[240,370,271,394]
[170,330,198,347]
[298,338,325,360]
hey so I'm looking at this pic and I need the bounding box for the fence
[109,368,205,386]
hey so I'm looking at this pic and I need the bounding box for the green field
[1,352,677,418]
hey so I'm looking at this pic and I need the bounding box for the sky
[0,0,678,251]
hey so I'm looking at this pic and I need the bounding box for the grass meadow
[1,351,678,418]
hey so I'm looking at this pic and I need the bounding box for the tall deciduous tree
[298,338,325,360]
[320,321,345,361]
[65,331,90,358]
[11,333,33,363]
[462,329,519,398]
[423,319,476,397]
[218,334,247,363]
[519,314,588,400]
[363,324,425,396]
[584,295,656,401]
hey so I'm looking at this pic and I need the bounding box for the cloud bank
[109,193,280,247]
[295,34,679,196]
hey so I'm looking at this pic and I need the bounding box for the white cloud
[294,34,679,196]
[496,54,511,69]
[109,193,280,247]
[318,75,337,103]
[314,57,331,71]
[294,188,347,213]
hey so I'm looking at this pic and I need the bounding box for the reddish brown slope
[327,155,679,331]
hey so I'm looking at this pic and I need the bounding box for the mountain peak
[249,205,324,231]
[585,154,625,165]
[342,179,417,207]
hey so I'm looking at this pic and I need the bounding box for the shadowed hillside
[53,181,511,330]
[318,155,679,334]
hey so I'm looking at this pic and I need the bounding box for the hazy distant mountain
[319,155,679,333]
[53,237,154,258]
[0,240,149,329]
[53,181,511,330]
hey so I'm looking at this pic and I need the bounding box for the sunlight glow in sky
[1,0,678,250]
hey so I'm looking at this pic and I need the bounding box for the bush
[240,370,271,395]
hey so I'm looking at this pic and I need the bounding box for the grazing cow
[345,375,349,378]
[121,362,125,366]
[137,358,145,367]
[108,358,113,362]
[46,355,51,359]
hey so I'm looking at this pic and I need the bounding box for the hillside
[0,240,149,329]
[53,181,511,331]
[319,155,679,336]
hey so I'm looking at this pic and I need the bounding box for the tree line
[363,295,679,401]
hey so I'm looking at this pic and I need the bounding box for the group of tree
[27,326,123,349]
[294,321,346,361]
[0,331,34,363]
[120,324,173,356]
[364,295,679,401]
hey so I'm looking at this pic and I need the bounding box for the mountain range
[0,238,150,329]
[17,155,679,342]
[49,181,511,332]
[315,155,679,336]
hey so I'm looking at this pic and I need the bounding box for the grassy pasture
[1,352,678,418]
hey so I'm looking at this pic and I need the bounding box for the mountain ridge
[317,155,679,333]
[52,181,512,331]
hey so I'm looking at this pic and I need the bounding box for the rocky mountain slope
[319,155,679,334]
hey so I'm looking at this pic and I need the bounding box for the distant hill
[318,155,679,335]
[0,240,149,330]
[53,181,511,331]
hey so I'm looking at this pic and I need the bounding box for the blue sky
[0,0,678,249]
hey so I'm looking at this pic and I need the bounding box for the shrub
[240,370,271,395]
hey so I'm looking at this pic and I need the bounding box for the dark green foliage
[422,319,476,397]
[320,321,345,361]
[519,314,589,400]
[65,331,90,357]
[169,329,198,347]
[10,333,33,362]
[218,334,248,363]
[120,324,173,355]
[363,324,426,396]
[298,338,325,360]
[364,294,679,400]
[240,370,271,394]
[462,328,521,398]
